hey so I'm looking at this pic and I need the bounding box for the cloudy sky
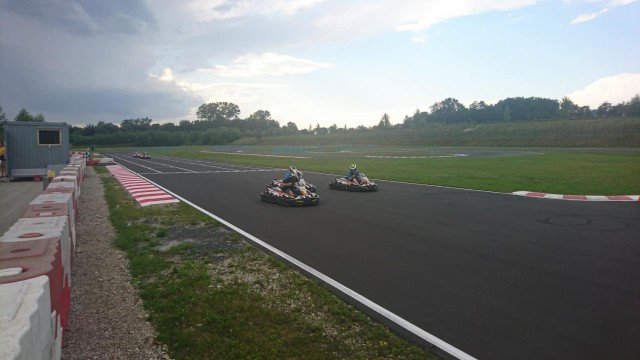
[1,0,638,129]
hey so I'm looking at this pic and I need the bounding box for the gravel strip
[62,167,169,359]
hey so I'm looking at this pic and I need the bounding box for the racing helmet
[350,164,357,171]
[290,165,297,173]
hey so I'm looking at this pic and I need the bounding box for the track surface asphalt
[107,152,640,360]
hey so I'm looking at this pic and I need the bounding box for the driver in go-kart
[346,163,369,185]
[280,165,301,196]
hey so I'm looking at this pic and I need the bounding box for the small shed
[3,121,70,179]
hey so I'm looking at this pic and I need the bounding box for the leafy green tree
[314,123,328,135]
[623,94,640,117]
[15,108,45,122]
[95,121,119,134]
[495,97,558,121]
[196,102,241,127]
[0,105,7,124]
[83,124,97,136]
[121,117,152,131]
[560,97,579,119]
[244,110,280,139]
[378,113,391,129]
[430,98,467,123]
[280,121,298,135]
[597,102,612,118]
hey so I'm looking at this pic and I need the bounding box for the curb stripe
[123,172,478,360]
[106,165,179,206]
[513,191,639,202]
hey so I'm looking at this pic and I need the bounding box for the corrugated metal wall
[4,122,70,174]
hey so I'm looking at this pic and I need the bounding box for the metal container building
[3,121,70,179]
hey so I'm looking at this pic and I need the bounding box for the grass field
[237,118,640,147]
[92,125,639,359]
[97,167,438,360]
[113,145,640,196]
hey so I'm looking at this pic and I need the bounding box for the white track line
[201,150,310,159]
[113,164,477,360]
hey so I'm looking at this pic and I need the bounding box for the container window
[38,129,62,146]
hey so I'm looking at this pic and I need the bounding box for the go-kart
[141,152,151,159]
[269,173,317,194]
[261,178,320,206]
[329,174,378,192]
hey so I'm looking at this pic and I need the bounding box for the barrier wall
[0,153,84,360]
[0,275,59,360]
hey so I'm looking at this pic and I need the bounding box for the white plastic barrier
[51,175,79,197]
[29,194,76,248]
[60,167,82,185]
[0,275,59,360]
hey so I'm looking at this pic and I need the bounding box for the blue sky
[1,0,638,129]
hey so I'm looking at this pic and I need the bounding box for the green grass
[237,118,640,147]
[96,167,438,360]
[130,146,640,195]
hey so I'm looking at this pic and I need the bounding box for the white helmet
[350,164,357,170]
[290,165,297,173]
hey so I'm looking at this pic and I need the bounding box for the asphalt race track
[106,152,640,360]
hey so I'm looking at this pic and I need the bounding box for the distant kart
[261,178,319,206]
[141,153,151,159]
[329,174,378,192]
[133,152,141,158]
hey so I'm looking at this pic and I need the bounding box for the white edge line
[201,150,310,159]
[117,166,477,360]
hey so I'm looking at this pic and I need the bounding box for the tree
[0,105,6,138]
[314,123,328,135]
[246,110,280,137]
[15,108,44,122]
[378,113,391,129]
[495,97,558,121]
[120,117,152,131]
[196,102,240,127]
[280,121,298,135]
[597,102,612,118]
[0,105,7,124]
[560,97,579,119]
[429,98,467,123]
[623,94,640,117]
[95,121,119,134]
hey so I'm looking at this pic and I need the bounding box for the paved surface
[103,152,640,360]
[0,178,46,234]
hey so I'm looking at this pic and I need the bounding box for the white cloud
[314,0,536,39]
[570,8,609,23]
[200,53,330,78]
[149,68,176,82]
[567,0,636,24]
[607,0,637,5]
[567,73,640,107]
[562,0,636,5]
[187,0,325,21]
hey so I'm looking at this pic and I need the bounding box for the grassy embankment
[96,166,439,359]
[239,118,640,147]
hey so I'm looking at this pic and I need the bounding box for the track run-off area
[104,150,640,360]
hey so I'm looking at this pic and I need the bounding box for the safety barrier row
[0,154,86,360]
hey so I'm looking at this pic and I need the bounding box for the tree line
[399,95,640,129]
[1,94,639,146]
